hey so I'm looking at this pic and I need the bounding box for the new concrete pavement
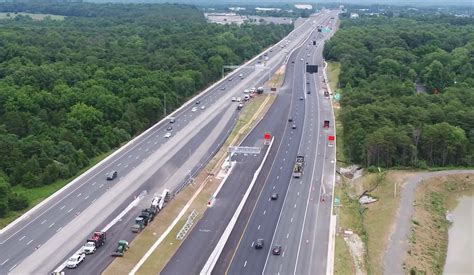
[0,12,328,274]
[225,12,338,275]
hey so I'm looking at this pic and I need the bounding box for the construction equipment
[323,120,330,129]
[111,240,129,257]
[131,217,145,233]
[292,155,305,178]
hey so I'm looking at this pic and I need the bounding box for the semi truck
[292,155,305,178]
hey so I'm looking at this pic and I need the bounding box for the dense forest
[323,15,473,168]
[0,3,293,217]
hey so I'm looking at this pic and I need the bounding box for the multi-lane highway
[162,11,338,275]
[0,11,331,274]
[223,12,338,275]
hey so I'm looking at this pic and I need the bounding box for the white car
[82,241,96,255]
[191,107,197,112]
[66,253,85,269]
[236,97,242,102]
[307,54,310,57]
[200,105,206,110]
[164,132,172,138]
[300,58,304,61]
[231,97,236,102]
[244,89,250,94]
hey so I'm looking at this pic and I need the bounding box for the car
[300,96,304,100]
[192,107,198,112]
[166,126,173,131]
[244,95,250,101]
[271,193,278,200]
[169,117,175,123]
[292,124,297,129]
[236,97,242,102]
[238,73,243,77]
[307,53,310,57]
[66,253,85,269]
[228,77,233,81]
[272,245,282,255]
[307,81,310,85]
[255,239,264,249]
[231,97,236,102]
[106,171,117,181]
[195,100,200,104]
[291,60,295,63]
[300,58,304,61]
[221,86,226,90]
[82,241,96,255]
[288,117,293,122]
[269,49,273,52]
[164,132,172,138]
[200,105,206,110]
[244,89,250,94]
[307,90,311,94]
[264,52,268,56]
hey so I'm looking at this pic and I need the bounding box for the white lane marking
[291,217,294,223]
[56,227,62,233]
[60,205,65,210]
[124,164,129,168]
[128,155,132,158]
[244,261,247,268]
[297,192,300,196]
[136,156,139,160]
[1,259,9,266]
[76,193,82,197]
[258,225,261,230]
[280,166,283,170]
[99,184,104,189]
[263,210,266,215]
[48,223,55,228]
[92,199,97,204]
[277,176,279,180]
[117,163,122,166]
[154,142,157,145]
[41,220,46,225]
[67,208,73,213]
[251,242,254,247]
[294,204,297,208]
[145,148,149,152]
[84,195,89,200]
[19,236,25,241]
[9,264,17,271]
[92,182,96,186]
[282,251,285,258]
[26,240,33,245]
[286,233,290,239]
[273,186,275,190]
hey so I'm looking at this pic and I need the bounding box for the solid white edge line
[200,137,274,275]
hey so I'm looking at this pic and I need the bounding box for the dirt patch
[404,174,474,275]
[344,233,367,275]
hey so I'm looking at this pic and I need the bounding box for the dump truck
[257,87,265,94]
[111,240,129,257]
[82,231,106,254]
[292,155,305,178]
[131,217,145,233]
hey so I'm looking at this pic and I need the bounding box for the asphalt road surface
[0,11,329,275]
[225,12,338,275]
[161,12,333,275]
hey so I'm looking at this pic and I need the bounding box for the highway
[162,11,337,275]
[225,12,338,275]
[0,11,329,275]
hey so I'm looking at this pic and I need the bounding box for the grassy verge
[0,151,113,229]
[327,61,341,93]
[104,82,278,274]
[405,174,474,274]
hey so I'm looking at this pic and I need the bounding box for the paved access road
[161,11,333,275]
[225,11,339,275]
[0,14,315,275]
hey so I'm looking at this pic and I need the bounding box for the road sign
[228,146,261,155]
[334,93,341,101]
[335,197,340,206]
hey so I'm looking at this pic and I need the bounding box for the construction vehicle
[292,155,305,178]
[111,240,129,257]
[131,217,145,233]
[82,231,106,254]
[324,91,329,98]
[237,103,244,110]
[323,120,330,129]
[257,87,264,94]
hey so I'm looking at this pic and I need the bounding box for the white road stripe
[9,264,17,271]
[48,223,54,228]
[41,220,46,225]
[67,208,73,213]
[26,240,33,245]
[76,193,81,197]
[84,195,89,200]
[60,205,65,210]
[1,259,9,266]
[19,236,25,241]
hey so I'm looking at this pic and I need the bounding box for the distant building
[255,7,281,12]
[294,4,313,10]
[350,13,359,19]
[229,7,246,11]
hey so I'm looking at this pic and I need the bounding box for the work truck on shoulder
[292,155,305,178]
[81,231,106,254]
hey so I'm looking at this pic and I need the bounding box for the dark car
[299,96,304,100]
[272,245,282,255]
[255,239,264,249]
[271,193,278,200]
[288,117,293,122]
[195,100,201,104]
[292,124,297,129]
[307,90,311,94]
[166,126,173,131]
[169,117,176,123]
[291,60,295,63]
[106,171,117,181]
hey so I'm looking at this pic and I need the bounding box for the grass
[104,78,278,273]
[334,236,354,275]
[0,12,65,20]
[326,61,341,93]
[0,151,113,229]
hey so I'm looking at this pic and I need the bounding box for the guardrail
[176,210,198,240]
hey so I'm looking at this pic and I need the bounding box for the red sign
[264,132,271,140]
[328,135,335,141]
